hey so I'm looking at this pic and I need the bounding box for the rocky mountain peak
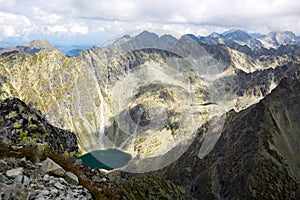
[24,39,56,51]
[222,29,252,40]
[136,30,159,39]
[258,31,299,49]
[0,39,57,56]
[208,32,221,38]
[196,29,300,51]
[112,30,178,51]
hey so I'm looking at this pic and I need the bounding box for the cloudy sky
[1,0,300,46]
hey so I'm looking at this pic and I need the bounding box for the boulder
[41,158,65,177]
[6,167,24,178]
[14,175,23,183]
[23,175,30,186]
[54,182,65,190]
[0,160,9,172]
[64,171,79,185]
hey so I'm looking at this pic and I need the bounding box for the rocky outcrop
[0,98,78,153]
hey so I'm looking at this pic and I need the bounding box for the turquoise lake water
[78,149,132,170]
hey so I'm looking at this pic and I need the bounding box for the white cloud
[47,25,68,34]
[1,0,300,44]
[98,27,105,33]
[45,22,89,35]
[69,23,89,34]
[3,27,16,37]
[33,7,62,24]
[0,11,35,39]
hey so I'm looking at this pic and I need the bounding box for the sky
[0,0,300,46]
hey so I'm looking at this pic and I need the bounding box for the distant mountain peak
[268,31,296,36]
[160,34,177,40]
[182,34,198,41]
[223,30,252,39]
[221,29,247,36]
[25,39,56,51]
[109,30,178,51]
[136,30,159,39]
[208,32,221,38]
[0,39,57,56]
[259,31,299,49]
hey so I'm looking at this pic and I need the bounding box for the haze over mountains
[1,29,300,57]
[0,29,299,199]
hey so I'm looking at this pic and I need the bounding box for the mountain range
[0,29,299,199]
[198,29,300,49]
[1,29,300,57]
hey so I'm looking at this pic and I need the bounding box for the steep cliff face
[152,77,300,199]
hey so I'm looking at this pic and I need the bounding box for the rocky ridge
[198,29,300,50]
[0,39,56,57]
[145,76,300,199]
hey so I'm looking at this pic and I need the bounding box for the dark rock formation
[0,98,78,153]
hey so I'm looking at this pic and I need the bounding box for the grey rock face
[6,167,24,178]
[41,158,66,177]
[23,175,30,186]
[54,182,65,190]
[64,172,79,185]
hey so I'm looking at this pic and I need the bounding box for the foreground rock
[41,158,66,177]
[5,167,24,178]
[65,172,79,185]
[0,157,92,200]
[0,98,78,154]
